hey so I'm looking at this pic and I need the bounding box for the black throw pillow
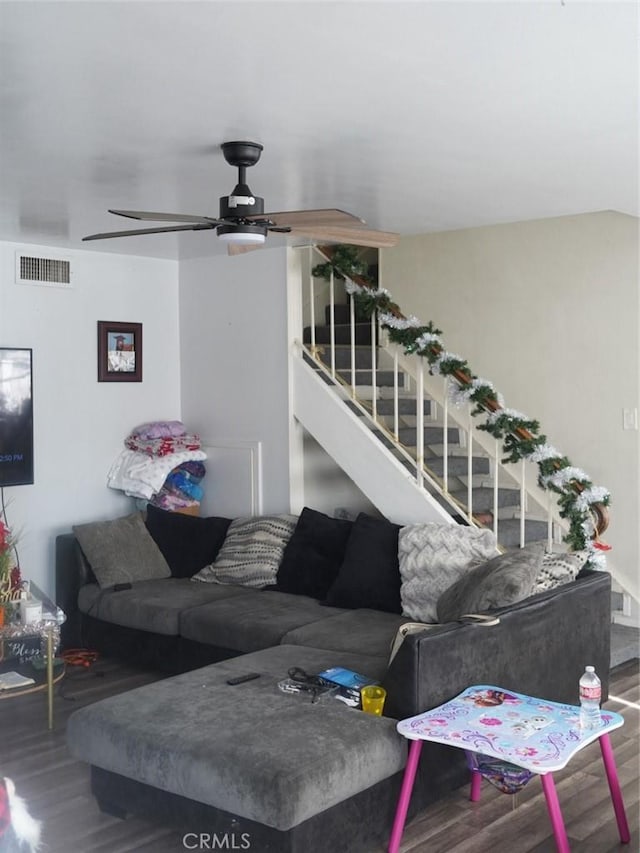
[275,507,353,599]
[324,513,402,613]
[145,504,232,578]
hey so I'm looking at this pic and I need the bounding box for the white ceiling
[1,0,637,260]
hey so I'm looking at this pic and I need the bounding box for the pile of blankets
[107,420,207,513]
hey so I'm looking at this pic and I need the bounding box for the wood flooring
[0,657,637,853]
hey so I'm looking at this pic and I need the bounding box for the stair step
[349,397,433,416]
[611,590,625,612]
[427,455,491,477]
[324,301,371,326]
[325,303,351,325]
[374,426,462,449]
[303,357,405,392]
[317,346,378,370]
[335,369,399,387]
[395,426,461,447]
[376,397,433,416]
[303,324,373,346]
[493,517,549,549]
[610,623,640,667]
[449,486,521,511]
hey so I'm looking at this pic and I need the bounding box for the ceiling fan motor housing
[219,191,264,220]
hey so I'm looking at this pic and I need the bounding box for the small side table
[389,684,630,853]
[0,583,66,730]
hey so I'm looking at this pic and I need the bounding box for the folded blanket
[176,460,206,480]
[162,470,204,502]
[125,434,201,457]
[150,493,200,512]
[107,448,207,500]
[129,420,186,440]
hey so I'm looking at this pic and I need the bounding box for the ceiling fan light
[217,224,266,245]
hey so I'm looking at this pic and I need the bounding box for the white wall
[301,433,378,520]
[0,242,180,596]
[382,211,639,598]
[179,248,292,515]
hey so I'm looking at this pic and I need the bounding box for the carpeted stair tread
[449,486,522,511]
[426,454,491,476]
[335,369,398,387]
[492,517,549,549]
[395,426,462,447]
[375,398,433,416]
[303,324,373,346]
[325,303,354,325]
[374,426,462,449]
[316,346,379,370]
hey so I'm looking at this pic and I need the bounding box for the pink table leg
[470,768,482,802]
[388,740,423,853]
[540,773,570,853]
[599,733,630,843]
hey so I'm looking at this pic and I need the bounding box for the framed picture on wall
[97,321,142,382]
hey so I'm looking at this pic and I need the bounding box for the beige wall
[382,212,639,600]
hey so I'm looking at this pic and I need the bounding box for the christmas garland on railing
[312,246,611,567]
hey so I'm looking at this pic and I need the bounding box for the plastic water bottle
[579,666,601,730]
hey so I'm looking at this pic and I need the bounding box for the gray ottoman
[67,645,409,852]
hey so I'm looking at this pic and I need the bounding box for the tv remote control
[226,673,261,685]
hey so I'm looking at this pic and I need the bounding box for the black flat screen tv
[0,348,34,487]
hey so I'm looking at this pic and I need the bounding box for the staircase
[300,302,549,550]
[290,246,639,654]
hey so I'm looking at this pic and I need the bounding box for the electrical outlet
[622,408,638,430]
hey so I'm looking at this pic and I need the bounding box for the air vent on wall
[16,253,72,287]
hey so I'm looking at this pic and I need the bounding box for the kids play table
[389,684,630,853]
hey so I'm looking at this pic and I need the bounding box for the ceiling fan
[83,141,399,254]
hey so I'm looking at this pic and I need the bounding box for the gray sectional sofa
[56,506,613,852]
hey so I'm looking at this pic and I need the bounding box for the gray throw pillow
[193,514,297,588]
[73,512,171,589]
[399,523,499,623]
[436,540,546,623]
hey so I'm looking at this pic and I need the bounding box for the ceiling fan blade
[109,209,219,225]
[288,225,400,248]
[249,209,365,228]
[82,224,215,241]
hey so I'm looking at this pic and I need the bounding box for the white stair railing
[299,245,610,560]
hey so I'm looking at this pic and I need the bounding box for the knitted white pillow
[399,523,499,622]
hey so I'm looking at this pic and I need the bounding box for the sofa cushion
[179,590,345,652]
[436,541,546,623]
[192,515,297,588]
[77,578,254,635]
[144,504,232,578]
[324,513,402,613]
[282,609,410,659]
[73,512,171,589]
[399,522,498,622]
[67,645,404,831]
[533,549,589,593]
[275,507,353,599]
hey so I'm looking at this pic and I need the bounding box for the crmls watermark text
[182,833,251,850]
